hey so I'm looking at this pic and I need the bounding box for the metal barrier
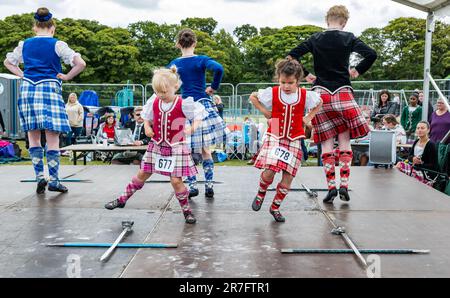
[62,83,146,107]
[144,83,235,122]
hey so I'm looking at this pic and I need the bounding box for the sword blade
[99,228,128,262]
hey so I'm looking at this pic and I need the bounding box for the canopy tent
[392,0,450,118]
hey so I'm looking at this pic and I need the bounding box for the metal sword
[99,221,134,262]
[301,183,368,268]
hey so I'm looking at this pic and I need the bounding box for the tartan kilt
[311,87,370,143]
[254,136,303,177]
[397,162,434,187]
[18,80,71,133]
[187,98,225,153]
[141,141,198,177]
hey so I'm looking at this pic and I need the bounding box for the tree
[89,28,142,83]
[242,25,323,82]
[233,24,257,46]
[180,17,218,36]
[128,21,179,71]
[357,27,387,80]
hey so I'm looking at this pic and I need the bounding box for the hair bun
[34,9,52,22]
[169,65,178,74]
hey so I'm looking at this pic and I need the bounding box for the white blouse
[6,36,81,67]
[142,94,208,122]
[257,87,321,110]
[414,144,425,157]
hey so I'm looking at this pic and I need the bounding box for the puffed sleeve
[142,94,157,121]
[55,41,81,67]
[305,90,321,109]
[5,41,24,66]
[182,97,208,121]
[257,87,273,109]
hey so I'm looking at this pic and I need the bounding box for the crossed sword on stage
[280,183,429,269]
[46,183,429,266]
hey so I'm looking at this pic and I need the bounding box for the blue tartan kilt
[187,98,225,152]
[18,80,71,133]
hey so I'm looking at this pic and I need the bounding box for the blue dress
[17,37,71,133]
[168,55,226,151]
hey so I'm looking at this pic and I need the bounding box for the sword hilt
[331,226,346,235]
[122,221,134,232]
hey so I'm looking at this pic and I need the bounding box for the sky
[0,0,437,35]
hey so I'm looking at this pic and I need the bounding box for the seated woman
[96,112,117,143]
[371,90,399,125]
[396,121,437,186]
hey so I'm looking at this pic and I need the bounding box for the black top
[371,102,400,120]
[124,120,151,145]
[0,111,5,132]
[408,139,437,172]
[288,30,377,93]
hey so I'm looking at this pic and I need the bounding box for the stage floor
[0,165,449,278]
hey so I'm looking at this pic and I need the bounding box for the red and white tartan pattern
[397,162,434,187]
[141,141,198,177]
[254,136,303,177]
[311,88,370,143]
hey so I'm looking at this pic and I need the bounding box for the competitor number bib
[270,146,294,165]
[155,155,175,173]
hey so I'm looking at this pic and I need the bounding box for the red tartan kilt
[311,88,370,143]
[254,136,303,177]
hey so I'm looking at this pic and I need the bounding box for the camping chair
[226,130,245,160]
[79,90,99,107]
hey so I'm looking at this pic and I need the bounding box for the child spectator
[401,92,423,142]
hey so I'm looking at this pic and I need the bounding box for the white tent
[392,0,450,118]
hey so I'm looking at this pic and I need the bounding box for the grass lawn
[1,140,319,167]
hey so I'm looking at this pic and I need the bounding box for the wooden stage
[0,165,448,277]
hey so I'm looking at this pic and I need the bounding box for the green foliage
[180,17,217,36]
[0,13,448,87]
[241,25,323,82]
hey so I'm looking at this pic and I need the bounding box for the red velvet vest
[152,96,186,146]
[267,86,306,141]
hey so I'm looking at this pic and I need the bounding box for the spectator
[0,111,5,135]
[353,112,373,166]
[417,90,434,122]
[65,92,84,145]
[213,95,224,119]
[401,92,422,142]
[392,93,400,104]
[382,114,407,144]
[371,90,400,124]
[430,98,450,144]
[111,106,150,165]
[96,112,117,142]
[396,121,437,185]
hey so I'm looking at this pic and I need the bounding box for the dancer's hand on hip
[305,74,316,84]
[349,68,359,79]
[205,87,215,96]
[57,73,72,81]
